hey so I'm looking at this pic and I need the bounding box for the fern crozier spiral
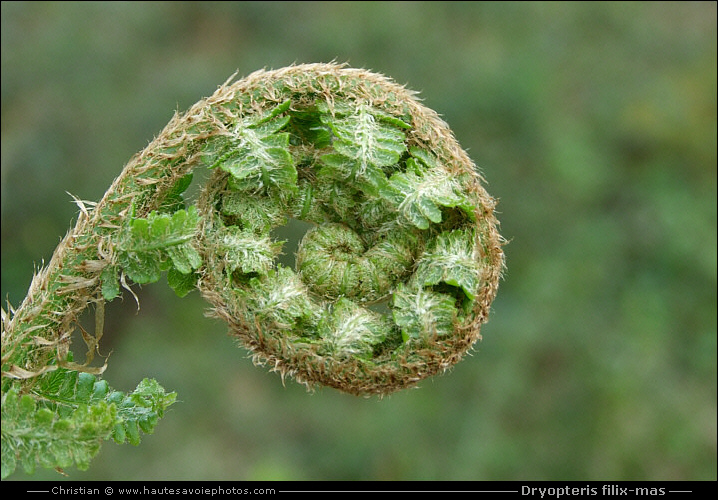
[193,64,505,395]
[2,63,504,400]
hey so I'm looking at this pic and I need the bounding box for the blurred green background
[1,1,715,481]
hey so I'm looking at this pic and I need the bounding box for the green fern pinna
[1,63,504,477]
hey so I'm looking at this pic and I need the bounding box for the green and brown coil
[195,64,505,395]
[2,63,504,398]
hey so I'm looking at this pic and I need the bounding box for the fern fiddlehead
[1,63,504,476]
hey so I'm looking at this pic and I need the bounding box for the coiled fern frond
[1,63,504,477]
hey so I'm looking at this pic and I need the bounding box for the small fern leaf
[118,206,201,284]
[211,103,297,193]
[1,364,176,478]
[323,103,407,169]
[319,298,392,359]
[110,378,177,446]
[124,206,199,252]
[221,191,287,235]
[241,266,320,331]
[319,103,407,193]
[118,251,162,285]
[414,229,483,301]
[1,384,116,478]
[100,265,120,301]
[392,283,457,341]
[381,156,475,230]
[216,225,282,275]
[165,244,201,275]
[167,267,198,297]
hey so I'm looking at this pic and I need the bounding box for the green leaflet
[241,266,320,331]
[106,378,177,446]
[1,370,175,478]
[166,267,198,298]
[392,283,457,342]
[1,389,113,477]
[380,151,475,230]
[100,265,120,301]
[116,206,202,288]
[319,153,389,197]
[414,229,483,301]
[318,102,408,194]
[216,224,282,276]
[319,298,392,359]
[208,100,297,193]
[221,191,287,235]
[117,250,161,285]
